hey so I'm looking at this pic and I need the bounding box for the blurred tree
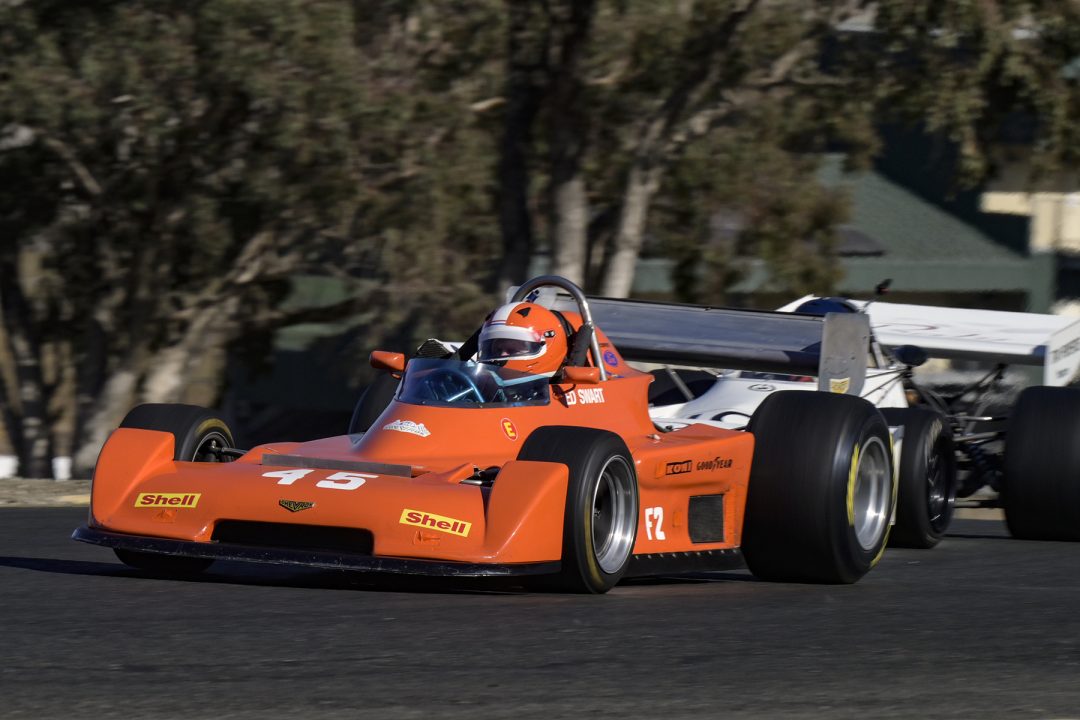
[0,0,504,476]
[2,0,1077,478]
[497,0,871,297]
[873,0,1080,185]
[509,0,1080,298]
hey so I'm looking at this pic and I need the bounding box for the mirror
[370,350,406,373]
[892,344,928,368]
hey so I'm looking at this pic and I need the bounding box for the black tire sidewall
[120,403,234,462]
[518,426,638,593]
[744,391,894,583]
[880,407,956,548]
[1003,386,1080,540]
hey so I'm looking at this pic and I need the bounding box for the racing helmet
[793,297,859,316]
[478,302,568,376]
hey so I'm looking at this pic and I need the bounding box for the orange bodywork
[87,330,755,571]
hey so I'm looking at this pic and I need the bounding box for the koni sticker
[399,509,472,538]
[665,460,693,475]
[135,493,200,508]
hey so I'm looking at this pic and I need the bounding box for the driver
[477,302,569,377]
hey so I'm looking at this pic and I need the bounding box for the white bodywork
[647,366,908,431]
[780,297,1080,387]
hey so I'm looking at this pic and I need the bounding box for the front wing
[71,525,560,577]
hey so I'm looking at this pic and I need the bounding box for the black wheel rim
[926,438,953,534]
[192,431,231,463]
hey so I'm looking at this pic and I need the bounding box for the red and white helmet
[478,302,569,376]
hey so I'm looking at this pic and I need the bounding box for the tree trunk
[142,297,238,406]
[0,336,18,478]
[546,0,596,287]
[550,177,589,285]
[69,317,109,478]
[493,1,548,291]
[601,164,662,298]
[72,367,139,474]
[0,257,53,478]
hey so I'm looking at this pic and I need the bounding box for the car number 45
[262,469,374,491]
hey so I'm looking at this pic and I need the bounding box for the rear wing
[535,291,871,396]
[783,296,1080,387]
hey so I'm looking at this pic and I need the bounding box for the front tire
[115,403,235,574]
[880,408,957,549]
[120,403,235,462]
[742,391,895,584]
[1002,386,1080,541]
[518,426,639,593]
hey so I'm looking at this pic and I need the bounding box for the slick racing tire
[743,391,895,584]
[348,372,401,434]
[115,403,235,574]
[518,426,639,593]
[1002,386,1080,541]
[880,408,957,549]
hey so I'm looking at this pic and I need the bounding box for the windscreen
[397,358,551,408]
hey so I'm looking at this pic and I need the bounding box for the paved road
[3,509,1079,720]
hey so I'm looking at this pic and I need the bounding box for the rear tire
[115,403,234,574]
[742,391,895,583]
[1002,386,1080,541]
[880,408,956,549]
[518,426,638,593]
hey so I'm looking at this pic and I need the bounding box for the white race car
[642,295,1080,549]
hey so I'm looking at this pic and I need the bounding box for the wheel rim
[590,455,636,575]
[925,438,952,533]
[191,431,230,463]
[853,436,891,551]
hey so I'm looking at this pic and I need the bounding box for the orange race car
[74,276,896,593]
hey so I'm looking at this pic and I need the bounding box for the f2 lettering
[644,506,666,541]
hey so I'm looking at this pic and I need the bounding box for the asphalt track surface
[3,509,1080,720]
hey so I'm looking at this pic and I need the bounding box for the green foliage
[0,0,505,361]
[874,0,1080,185]
[2,0,1078,468]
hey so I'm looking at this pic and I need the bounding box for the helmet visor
[479,338,545,362]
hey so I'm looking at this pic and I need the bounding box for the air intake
[212,521,374,555]
[688,495,725,543]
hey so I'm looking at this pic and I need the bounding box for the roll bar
[510,276,607,381]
